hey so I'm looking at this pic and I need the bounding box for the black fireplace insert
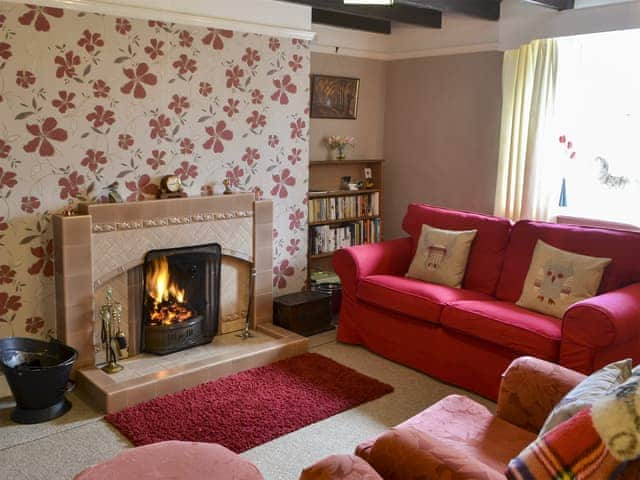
[142,243,221,355]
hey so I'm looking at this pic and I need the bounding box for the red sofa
[333,203,640,399]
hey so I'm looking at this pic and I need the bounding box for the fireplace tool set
[100,287,127,374]
[99,259,255,372]
[237,266,257,339]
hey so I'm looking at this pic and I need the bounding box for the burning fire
[146,256,194,326]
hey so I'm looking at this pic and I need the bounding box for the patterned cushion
[592,375,640,462]
[517,240,611,318]
[539,359,632,436]
[406,224,477,288]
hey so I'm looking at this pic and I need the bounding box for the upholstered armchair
[301,356,640,480]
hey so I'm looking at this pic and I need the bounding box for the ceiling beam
[523,0,575,10]
[399,0,501,20]
[312,8,391,34]
[279,0,442,29]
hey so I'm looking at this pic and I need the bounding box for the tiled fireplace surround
[53,194,307,413]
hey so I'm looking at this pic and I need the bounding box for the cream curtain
[494,38,560,222]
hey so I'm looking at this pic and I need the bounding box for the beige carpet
[0,334,494,480]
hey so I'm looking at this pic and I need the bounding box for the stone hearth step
[77,324,307,413]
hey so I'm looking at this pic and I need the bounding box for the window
[555,30,640,226]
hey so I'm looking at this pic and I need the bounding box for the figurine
[223,179,233,195]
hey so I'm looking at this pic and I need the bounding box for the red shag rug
[105,353,393,452]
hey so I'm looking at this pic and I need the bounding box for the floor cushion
[364,395,536,479]
[74,441,264,480]
[357,275,492,324]
[441,300,562,360]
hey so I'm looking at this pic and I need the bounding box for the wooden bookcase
[308,159,384,282]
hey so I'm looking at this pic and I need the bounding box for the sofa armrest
[333,238,413,295]
[563,283,640,350]
[299,455,382,480]
[368,427,505,480]
[496,356,585,434]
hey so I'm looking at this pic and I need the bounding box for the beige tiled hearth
[78,324,307,414]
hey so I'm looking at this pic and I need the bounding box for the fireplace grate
[141,243,221,355]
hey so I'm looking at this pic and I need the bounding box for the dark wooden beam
[523,0,575,10]
[312,8,391,34]
[280,0,442,29]
[399,0,501,20]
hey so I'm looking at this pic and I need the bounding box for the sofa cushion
[517,240,611,318]
[539,359,632,436]
[406,224,477,288]
[365,395,535,479]
[357,275,493,324]
[497,220,640,303]
[402,203,512,296]
[441,300,562,360]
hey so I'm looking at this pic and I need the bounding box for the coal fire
[145,256,195,326]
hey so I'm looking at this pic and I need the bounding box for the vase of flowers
[326,136,355,161]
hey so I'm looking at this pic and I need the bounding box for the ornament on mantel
[326,135,355,161]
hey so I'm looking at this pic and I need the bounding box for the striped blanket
[507,409,620,480]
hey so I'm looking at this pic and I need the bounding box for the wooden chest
[273,291,333,337]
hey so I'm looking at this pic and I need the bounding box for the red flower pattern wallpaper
[0,3,310,339]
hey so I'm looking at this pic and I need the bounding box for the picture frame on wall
[310,75,360,120]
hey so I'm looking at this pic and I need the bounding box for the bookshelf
[308,159,384,283]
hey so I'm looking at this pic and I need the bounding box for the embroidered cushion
[539,359,632,436]
[406,224,477,288]
[516,240,611,318]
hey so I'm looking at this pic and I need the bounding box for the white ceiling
[311,0,640,59]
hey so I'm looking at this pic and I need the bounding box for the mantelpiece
[52,194,307,412]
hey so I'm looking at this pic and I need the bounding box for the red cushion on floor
[441,300,562,360]
[74,441,264,480]
[357,275,493,324]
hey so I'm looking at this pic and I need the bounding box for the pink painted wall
[0,2,310,339]
[383,51,503,239]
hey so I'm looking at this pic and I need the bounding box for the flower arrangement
[326,135,355,160]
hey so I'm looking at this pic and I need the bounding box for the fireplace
[142,244,221,355]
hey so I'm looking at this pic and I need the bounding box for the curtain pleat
[494,39,559,222]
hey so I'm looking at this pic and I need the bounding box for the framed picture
[310,75,360,120]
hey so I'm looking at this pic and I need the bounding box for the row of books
[310,218,381,256]
[308,192,380,223]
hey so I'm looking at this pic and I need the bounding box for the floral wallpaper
[0,3,310,339]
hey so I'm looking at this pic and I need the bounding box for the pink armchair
[301,356,640,480]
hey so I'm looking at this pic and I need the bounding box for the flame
[145,256,194,326]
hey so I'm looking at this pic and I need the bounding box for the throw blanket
[507,375,640,479]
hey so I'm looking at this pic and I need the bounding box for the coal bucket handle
[65,380,76,393]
